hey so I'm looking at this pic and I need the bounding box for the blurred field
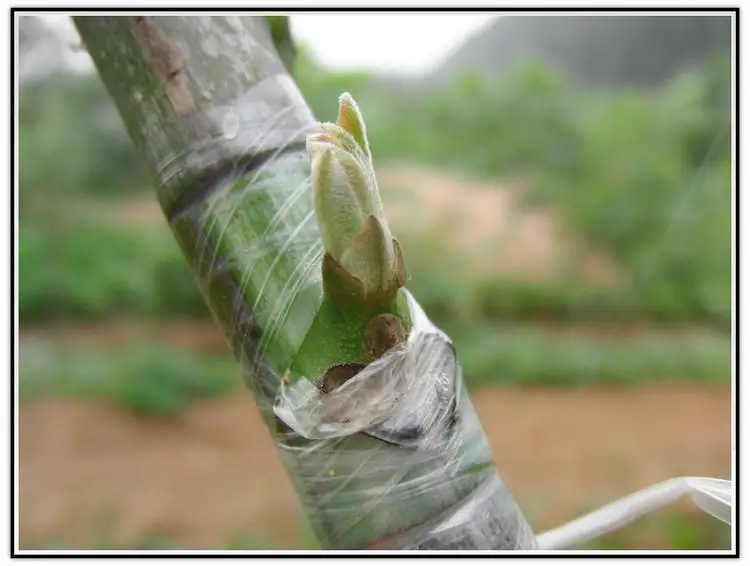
[18,15,732,551]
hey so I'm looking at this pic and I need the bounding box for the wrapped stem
[74,15,538,550]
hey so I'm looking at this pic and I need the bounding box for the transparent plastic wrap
[273,290,538,549]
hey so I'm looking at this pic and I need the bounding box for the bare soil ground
[19,383,730,549]
[21,320,233,355]
[377,165,624,287]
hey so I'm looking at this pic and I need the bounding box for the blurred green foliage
[17,215,730,327]
[20,340,236,416]
[322,59,731,326]
[19,75,147,210]
[19,52,729,325]
[19,221,207,321]
[538,68,731,325]
[19,323,728,415]
[18,51,731,411]
[590,510,730,551]
[451,323,729,389]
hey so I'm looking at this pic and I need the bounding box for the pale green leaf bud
[308,94,407,305]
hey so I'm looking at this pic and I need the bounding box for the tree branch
[74,15,539,551]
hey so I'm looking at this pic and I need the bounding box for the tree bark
[73,15,538,551]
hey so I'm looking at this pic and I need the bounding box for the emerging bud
[308,93,406,306]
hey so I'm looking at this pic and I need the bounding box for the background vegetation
[20,55,731,324]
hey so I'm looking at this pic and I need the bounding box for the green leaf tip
[336,92,370,157]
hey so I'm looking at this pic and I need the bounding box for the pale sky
[39,14,496,75]
[291,15,497,73]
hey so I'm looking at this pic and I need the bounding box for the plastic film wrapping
[157,73,537,550]
[274,291,538,549]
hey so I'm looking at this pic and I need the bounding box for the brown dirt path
[377,165,623,287]
[19,385,731,549]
